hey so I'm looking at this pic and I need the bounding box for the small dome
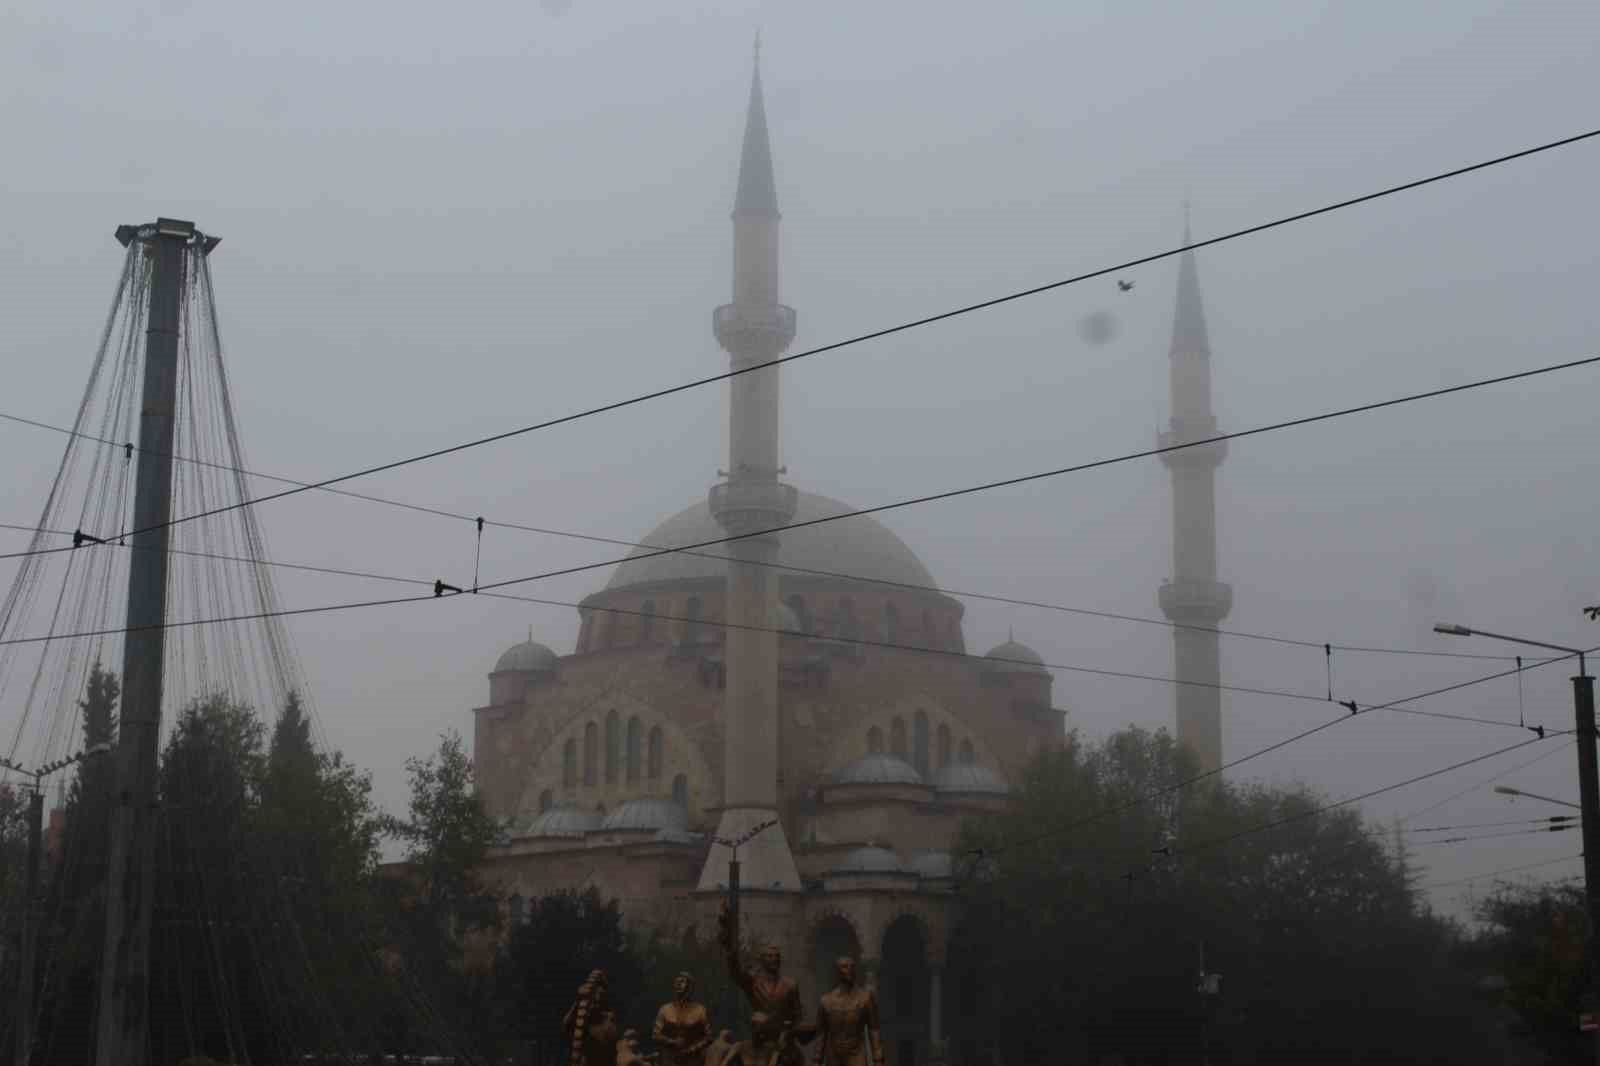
[831,845,907,875]
[983,639,1048,676]
[909,850,953,879]
[831,754,924,787]
[495,639,558,674]
[523,803,602,837]
[600,797,689,833]
[931,763,1009,796]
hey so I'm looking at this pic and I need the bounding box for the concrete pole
[1570,669,1600,1066]
[96,219,210,1066]
[14,785,43,1066]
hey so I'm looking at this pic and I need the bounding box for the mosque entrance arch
[809,912,863,1005]
[880,915,928,1066]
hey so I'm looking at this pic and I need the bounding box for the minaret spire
[1158,204,1232,776]
[698,51,801,897]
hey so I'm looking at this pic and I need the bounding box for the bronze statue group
[561,902,887,1066]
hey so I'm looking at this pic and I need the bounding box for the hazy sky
[3,0,1597,916]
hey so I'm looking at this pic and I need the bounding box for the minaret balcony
[1158,416,1227,469]
[1158,578,1233,623]
[709,478,798,537]
[714,303,797,359]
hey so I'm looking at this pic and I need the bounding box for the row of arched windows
[537,771,688,814]
[577,594,962,654]
[562,711,666,788]
[867,712,974,774]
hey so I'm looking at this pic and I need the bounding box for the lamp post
[1435,623,1596,1061]
[1493,784,1582,811]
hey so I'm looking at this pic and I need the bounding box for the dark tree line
[953,728,1515,1066]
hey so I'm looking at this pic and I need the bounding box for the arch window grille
[626,717,643,782]
[639,600,656,645]
[605,711,621,783]
[683,596,704,644]
[785,594,811,634]
[539,789,554,813]
[867,726,884,755]
[890,718,907,758]
[671,773,688,808]
[936,724,952,769]
[583,725,598,786]
[912,711,930,777]
[838,597,860,642]
[647,726,664,780]
[958,739,975,766]
[563,739,578,788]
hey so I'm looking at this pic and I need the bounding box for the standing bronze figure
[563,969,621,1066]
[813,958,885,1066]
[654,971,713,1066]
[718,901,814,1064]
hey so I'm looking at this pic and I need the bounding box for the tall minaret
[696,48,803,895]
[1157,210,1232,775]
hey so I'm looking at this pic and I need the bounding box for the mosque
[468,51,1229,1066]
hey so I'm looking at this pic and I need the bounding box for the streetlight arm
[1494,784,1583,810]
[1434,623,1583,658]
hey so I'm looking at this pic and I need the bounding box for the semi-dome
[606,491,937,592]
[831,754,924,787]
[909,850,954,879]
[523,803,603,837]
[600,797,689,833]
[983,639,1048,676]
[831,845,908,875]
[494,639,558,674]
[931,763,1009,796]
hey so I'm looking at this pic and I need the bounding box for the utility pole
[1435,624,1598,1066]
[4,746,110,1066]
[97,219,218,1066]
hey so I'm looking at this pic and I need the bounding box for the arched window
[922,610,937,650]
[563,739,578,789]
[647,726,664,780]
[603,609,620,649]
[867,726,884,754]
[890,717,907,758]
[958,739,975,765]
[683,596,703,644]
[583,724,598,786]
[838,597,860,642]
[626,716,643,783]
[671,774,688,808]
[509,893,526,927]
[605,710,621,783]
[785,594,810,634]
[639,600,656,645]
[913,711,930,776]
[885,602,900,645]
[539,789,554,813]
[937,724,952,769]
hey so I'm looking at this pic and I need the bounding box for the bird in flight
[1117,280,1135,292]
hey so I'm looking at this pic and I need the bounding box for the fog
[2,0,1597,918]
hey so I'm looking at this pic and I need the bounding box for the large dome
[606,490,937,592]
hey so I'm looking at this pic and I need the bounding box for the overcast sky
[2,0,1597,916]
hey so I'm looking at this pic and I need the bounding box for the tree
[955,728,1505,1065]
[1472,879,1589,1064]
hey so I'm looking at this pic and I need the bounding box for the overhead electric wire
[1408,816,1577,833]
[0,410,1526,664]
[4,126,1595,563]
[0,528,1571,737]
[1424,853,1583,891]
[1398,738,1577,825]
[1412,823,1577,846]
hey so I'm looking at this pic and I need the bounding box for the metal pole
[1572,664,1600,1066]
[727,853,741,1035]
[14,785,44,1066]
[97,219,202,1066]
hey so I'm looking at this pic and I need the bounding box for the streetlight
[1494,784,1582,811]
[1435,623,1596,1061]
